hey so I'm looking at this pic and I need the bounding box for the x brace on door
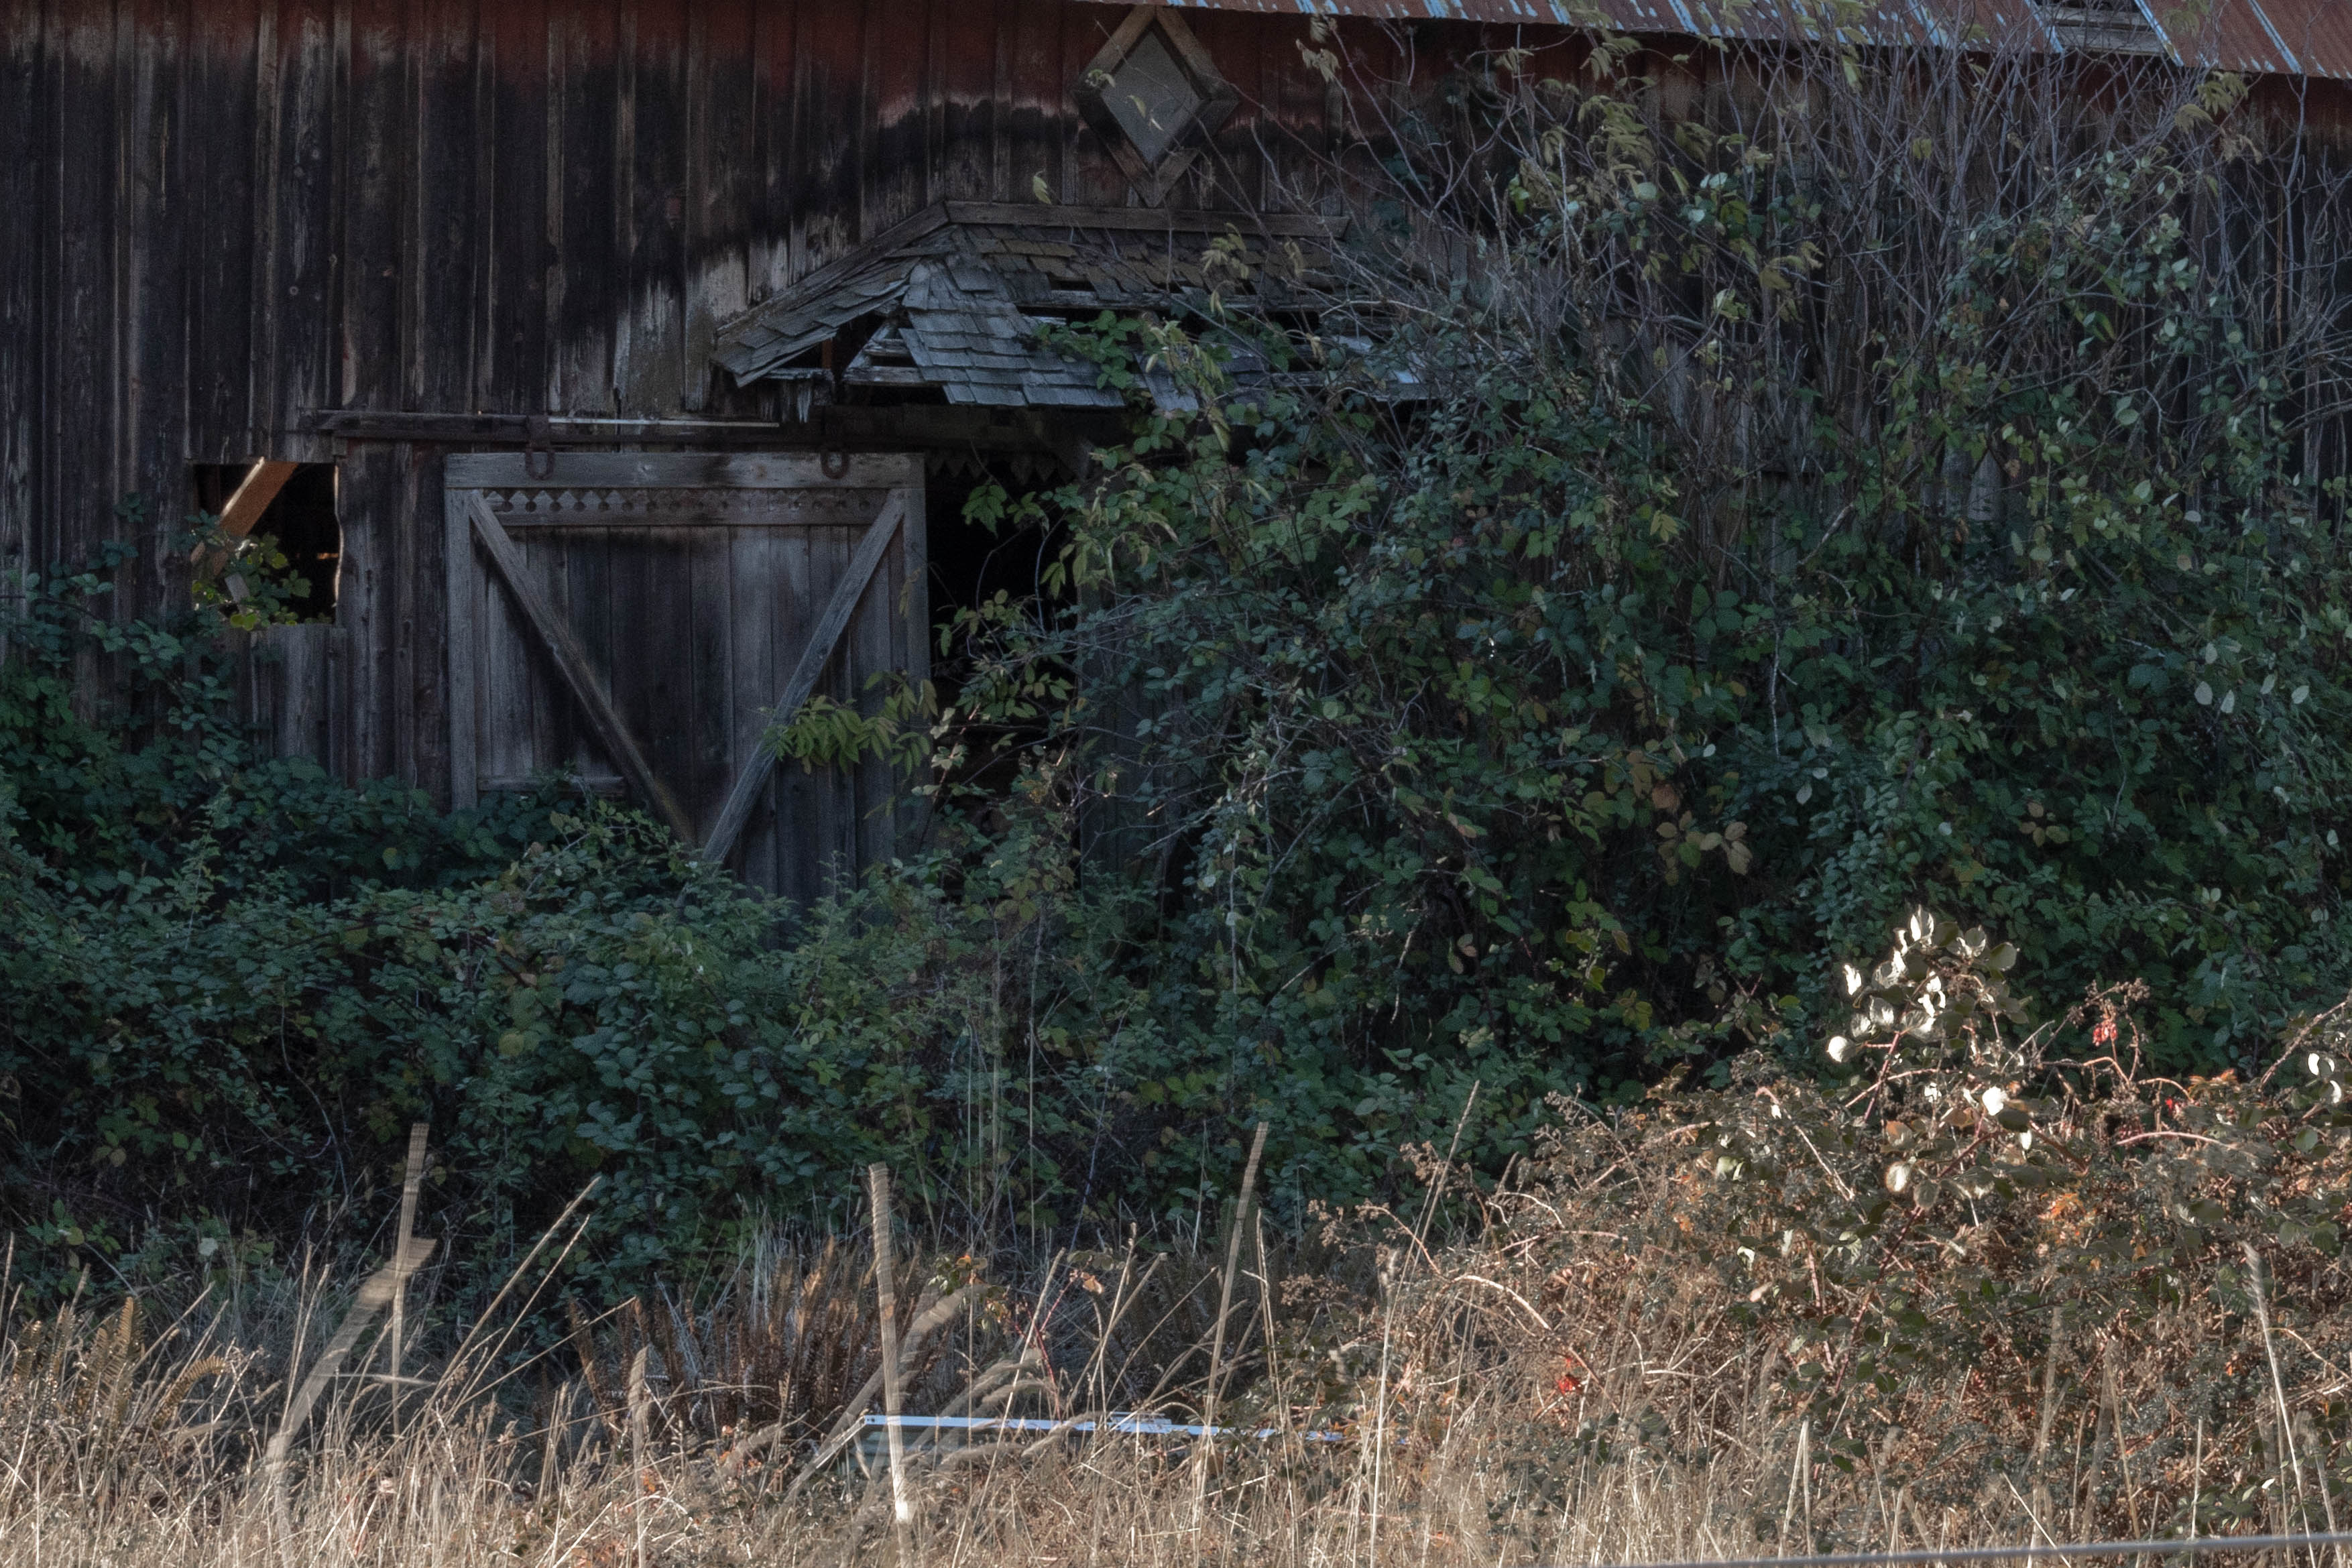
[453,457,919,873]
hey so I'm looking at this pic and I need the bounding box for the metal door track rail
[861,1412,1348,1442]
[1549,1533,2352,1568]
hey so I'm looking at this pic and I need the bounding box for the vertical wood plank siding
[11,0,2352,810]
[0,9,40,625]
[0,0,1342,796]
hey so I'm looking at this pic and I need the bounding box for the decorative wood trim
[308,402,1148,453]
[310,411,795,444]
[491,510,887,530]
[445,451,925,489]
[465,494,697,841]
[701,490,908,864]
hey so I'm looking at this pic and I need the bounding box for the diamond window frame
[1073,6,1239,206]
[2034,0,2168,52]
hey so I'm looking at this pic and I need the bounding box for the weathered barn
[3,0,2350,895]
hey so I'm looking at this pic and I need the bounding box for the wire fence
[859,1412,1348,1441]
[1556,1535,2352,1568]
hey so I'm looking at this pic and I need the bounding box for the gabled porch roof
[713,202,1348,411]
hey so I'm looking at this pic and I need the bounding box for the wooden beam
[465,497,697,843]
[446,451,923,489]
[314,406,1119,456]
[190,459,301,577]
[701,491,908,866]
[309,411,795,444]
[935,200,1342,237]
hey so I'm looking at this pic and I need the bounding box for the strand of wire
[1549,1532,2352,1568]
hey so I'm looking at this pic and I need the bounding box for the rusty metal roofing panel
[1582,0,1694,27]
[1092,0,2073,50]
[1077,0,1887,29]
[2145,0,2298,73]
[1097,0,2352,74]
[1065,0,1696,19]
[2203,0,2352,78]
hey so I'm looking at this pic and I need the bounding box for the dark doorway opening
[925,462,1055,650]
[922,461,1072,808]
[925,459,1060,759]
[191,462,342,621]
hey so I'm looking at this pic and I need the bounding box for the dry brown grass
[20,949,2352,1568]
[11,1154,2352,1568]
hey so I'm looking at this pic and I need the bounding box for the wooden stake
[628,1347,651,1568]
[2102,1337,2141,1538]
[1202,1121,1270,1456]
[2249,1244,2320,1568]
[390,1122,428,1435]
[263,1228,436,1559]
[2033,1307,2065,1467]
[1781,1417,1810,1556]
[2192,1414,2206,1568]
[538,1375,569,1500]
[868,1164,915,1568]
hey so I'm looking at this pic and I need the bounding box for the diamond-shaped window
[2035,0,2166,53]
[1076,7,1238,201]
[1104,28,1201,168]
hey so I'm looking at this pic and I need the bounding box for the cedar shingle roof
[712,202,1348,410]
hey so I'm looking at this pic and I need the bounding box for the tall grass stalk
[13,1066,2352,1568]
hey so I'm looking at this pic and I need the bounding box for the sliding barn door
[444,453,927,902]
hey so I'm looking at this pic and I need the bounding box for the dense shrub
[0,558,1006,1298]
[14,42,2352,1289]
[926,320,2352,1210]
[0,544,566,901]
[918,50,2352,1205]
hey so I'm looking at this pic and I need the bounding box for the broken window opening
[190,461,341,623]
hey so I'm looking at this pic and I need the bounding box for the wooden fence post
[868,1163,915,1568]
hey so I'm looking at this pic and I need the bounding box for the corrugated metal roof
[1090,0,2352,77]
[2155,0,2304,73]
[1090,0,1586,15]
[2192,0,2352,79]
